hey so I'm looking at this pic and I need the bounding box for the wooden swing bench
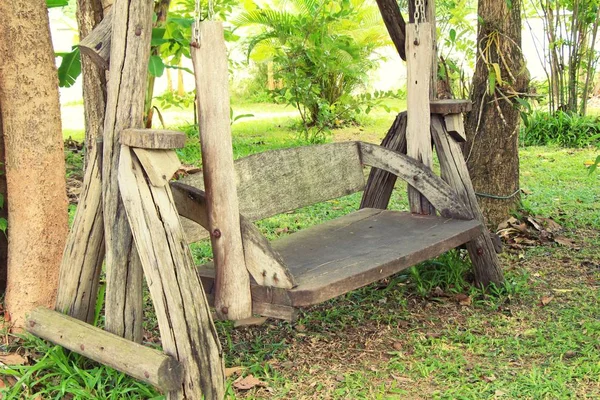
[172,139,483,320]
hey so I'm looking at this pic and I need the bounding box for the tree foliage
[236,0,389,142]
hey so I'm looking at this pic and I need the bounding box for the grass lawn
[2,101,599,399]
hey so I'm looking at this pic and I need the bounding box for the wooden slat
[358,142,471,219]
[443,114,467,142]
[431,116,504,286]
[118,146,225,399]
[133,148,180,187]
[196,209,482,309]
[55,144,104,323]
[192,21,251,321]
[102,0,152,343]
[171,182,295,289]
[406,23,435,215]
[360,112,407,210]
[430,99,472,115]
[27,307,183,392]
[121,128,186,149]
[179,142,366,222]
[79,8,112,69]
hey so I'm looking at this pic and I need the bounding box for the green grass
[19,100,600,399]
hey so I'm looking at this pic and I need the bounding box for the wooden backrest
[179,141,365,221]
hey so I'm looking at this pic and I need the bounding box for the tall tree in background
[464,0,529,227]
[0,0,69,329]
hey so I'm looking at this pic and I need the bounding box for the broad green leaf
[0,193,3,209]
[148,55,165,77]
[57,48,81,88]
[488,70,496,94]
[0,218,7,234]
[588,155,600,175]
[46,0,68,8]
[449,28,456,42]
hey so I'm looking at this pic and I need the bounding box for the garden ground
[1,101,599,399]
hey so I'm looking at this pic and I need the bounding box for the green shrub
[520,110,600,148]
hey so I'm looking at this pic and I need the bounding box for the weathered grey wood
[443,114,467,142]
[121,129,186,149]
[171,182,295,289]
[79,8,112,69]
[192,21,251,321]
[252,302,298,322]
[375,0,406,61]
[179,142,366,222]
[118,146,225,400]
[430,99,472,115]
[26,307,183,392]
[133,148,180,187]
[358,142,471,219]
[406,23,435,215]
[102,0,153,342]
[55,144,104,323]
[360,112,407,210]
[431,116,504,287]
[196,209,482,309]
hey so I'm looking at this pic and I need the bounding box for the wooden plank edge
[26,307,183,392]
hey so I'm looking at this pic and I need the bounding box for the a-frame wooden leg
[431,115,504,286]
[360,112,407,210]
[119,146,224,400]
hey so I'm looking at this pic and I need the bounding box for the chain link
[193,0,201,45]
[413,0,426,45]
[208,0,215,20]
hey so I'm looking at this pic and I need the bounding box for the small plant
[520,110,600,148]
[0,162,6,236]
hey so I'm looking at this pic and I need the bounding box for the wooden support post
[360,112,407,209]
[79,8,113,70]
[406,23,435,215]
[102,0,153,342]
[431,115,504,286]
[55,144,105,323]
[375,0,407,61]
[118,146,225,400]
[191,22,252,321]
[26,307,183,392]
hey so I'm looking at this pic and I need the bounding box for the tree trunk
[0,0,69,329]
[464,0,529,228]
[0,111,7,292]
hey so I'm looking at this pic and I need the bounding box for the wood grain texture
[443,114,467,142]
[55,144,105,323]
[79,8,112,69]
[119,146,225,399]
[102,0,153,342]
[133,148,180,187]
[192,21,251,320]
[27,307,183,392]
[431,116,504,286]
[121,128,186,149]
[358,142,471,219]
[171,182,295,289]
[179,142,365,222]
[360,112,407,210]
[375,0,406,60]
[197,209,482,308]
[406,23,435,215]
[430,99,472,115]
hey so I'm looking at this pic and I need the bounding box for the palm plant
[235,0,389,140]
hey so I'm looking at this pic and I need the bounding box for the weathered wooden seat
[172,141,481,319]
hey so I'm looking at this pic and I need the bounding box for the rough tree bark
[464,0,529,227]
[0,0,69,329]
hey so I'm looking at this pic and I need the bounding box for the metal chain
[208,0,215,20]
[413,0,426,45]
[193,0,201,45]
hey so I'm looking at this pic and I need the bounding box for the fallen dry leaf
[495,389,508,397]
[225,366,245,378]
[0,353,27,365]
[455,294,472,306]
[233,374,268,390]
[392,342,402,351]
[554,236,579,249]
[540,296,554,306]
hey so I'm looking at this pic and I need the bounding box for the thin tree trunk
[464,0,529,227]
[0,0,69,329]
